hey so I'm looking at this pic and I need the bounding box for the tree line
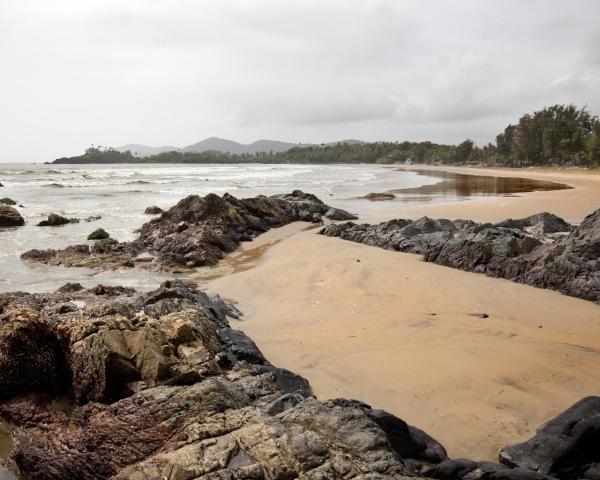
[53,104,600,167]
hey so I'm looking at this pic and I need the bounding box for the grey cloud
[0,0,599,161]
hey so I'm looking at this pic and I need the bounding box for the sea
[0,163,442,293]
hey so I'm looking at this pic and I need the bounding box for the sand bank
[204,167,600,461]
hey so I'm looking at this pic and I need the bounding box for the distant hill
[116,137,363,157]
[117,144,180,157]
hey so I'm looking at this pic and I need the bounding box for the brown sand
[202,167,600,461]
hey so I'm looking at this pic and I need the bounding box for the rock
[0,198,16,206]
[87,228,110,240]
[37,214,79,227]
[468,312,489,319]
[0,281,435,479]
[324,207,358,221]
[0,206,24,227]
[363,192,396,201]
[22,191,358,272]
[499,396,600,479]
[320,208,600,304]
[0,182,3,187]
[144,206,163,215]
[84,215,101,222]
[422,458,478,478]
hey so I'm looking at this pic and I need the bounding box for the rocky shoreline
[20,190,357,271]
[0,280,598,479]
[321,209,600,304]
[4,190,600,478]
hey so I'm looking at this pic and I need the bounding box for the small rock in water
[0,197,16,205]
[84,215,102,222]
[144,206,163,215]
[87,228,110,240]
[0,205,25,227]
[38,214,79,227]
[468,312,490,319]
[0,182,3,187]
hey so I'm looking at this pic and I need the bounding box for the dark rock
[56,282,84,293]
[84,215,101,222]
[499,396,600,479]
[0,182,3,187]
[87,228,109,240]
[320,209,600,304]
[144,206,163,215]
[22,191,358,272]
[324,207,358,220]
[37,213,79,227]
[0,198,16,206]
[0,206,24,227]
[422,458,478,479]
[363,192,396,201]
[469,312,490,319]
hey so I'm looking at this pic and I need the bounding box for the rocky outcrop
[87,228,110,240]
[37,214,79,227]
[0,281,596,479]
[499,396,600,479]
[0,206,24,227]
[22,190,356,272]
[321,210,600,304]
[144,206,163,214]
[0,198,16,206]
[0,281,433,479]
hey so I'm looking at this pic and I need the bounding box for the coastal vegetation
[53,104,600,167]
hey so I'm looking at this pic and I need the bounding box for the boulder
[499,396,600,479]
[0,206,24,227]
[0,198,16,206]
[324,207,358,221]
[144,206,163,215]
[87,228,110,240]
[37,214,79,227]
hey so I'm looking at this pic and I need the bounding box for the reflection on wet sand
[391,169,572,197]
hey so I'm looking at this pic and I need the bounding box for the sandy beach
[204,166,600,461]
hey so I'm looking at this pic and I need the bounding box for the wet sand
[204,166,600,461]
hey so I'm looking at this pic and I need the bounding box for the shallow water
[394,169,570,197]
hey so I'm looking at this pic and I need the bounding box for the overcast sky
[1,0,599,162]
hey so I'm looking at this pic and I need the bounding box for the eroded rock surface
[22,190,356,272]
[0,281,436,479]
[321,210,600,303]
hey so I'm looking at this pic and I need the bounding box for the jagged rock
[499,396,600,479]
[0,198,16,206]
[320,210,600,304]
[144,206,163,215]
[87,228,109,240]
[37,213,79,227]
[0,281,435,479]
[22,191,356,272]
[0,206,24,227]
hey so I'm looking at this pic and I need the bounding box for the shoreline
[205,166,600,460]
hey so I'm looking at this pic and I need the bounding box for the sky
[1,0,599,162]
